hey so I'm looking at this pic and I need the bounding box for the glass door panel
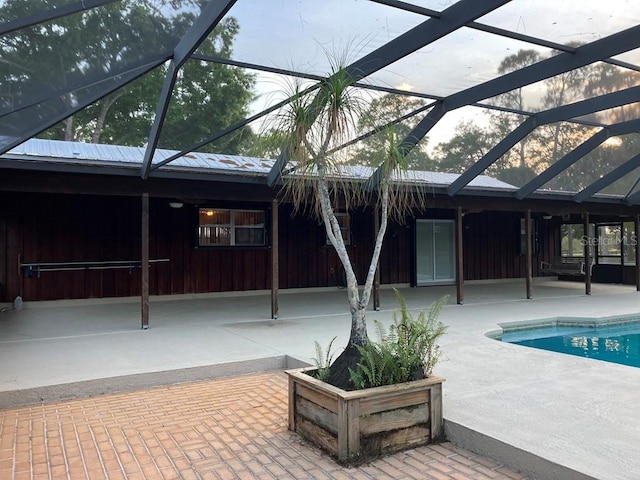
[416,219,455,285]
[434,221,455,280]
[416,221,434,284]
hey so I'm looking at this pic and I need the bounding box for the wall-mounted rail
[19,258,170,278]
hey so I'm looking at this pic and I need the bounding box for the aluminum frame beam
[140,0,237,179]
[150,85,319,171]
[574,152,640,203]
[0,57,165,155]
[165,53,603,171]
[625,189,640,205]
[1,51,172,118]
[382,24,640,186]
[193,54,443,102]
[0,0,119,35]
[265,0,511,187]
[517,118,640,199]
[447,85,640,196]
[376,0,640,73]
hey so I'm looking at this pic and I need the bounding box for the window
[198,208,265,246]
[594,223,637,266]
[623,222,637,265]
[597,224,622,265]
[561,223,595,258]
[561,224,585,257]
[326,213,351,246]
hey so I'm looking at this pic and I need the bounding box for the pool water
[500,322,640,368]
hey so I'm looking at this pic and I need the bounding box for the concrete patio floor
[1,279,639,479]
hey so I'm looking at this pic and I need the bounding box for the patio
[1,279,639,479]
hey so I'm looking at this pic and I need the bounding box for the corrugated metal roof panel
[5,139,516,190]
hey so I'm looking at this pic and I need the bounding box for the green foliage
[0,0,255,151]
[430,47,640,192]
[349,290,448,390]
[353,93,436,171]
[313,336,337,382]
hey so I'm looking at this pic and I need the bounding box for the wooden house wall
[1,191,562,303]
[0,192,273,301]
[461,211,561,281]
[276,205,411,289]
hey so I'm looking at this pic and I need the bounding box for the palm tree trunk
[322,179,391,389]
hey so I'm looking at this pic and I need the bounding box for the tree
[432,120,493,173]
[431,48,640,191]
[239,128,288,159]
[1,0,175,140]
[273,61,425,388]
[353,94,435,171]
[430,50,547,185]
[0,0,256,152]
[491,50,542,170]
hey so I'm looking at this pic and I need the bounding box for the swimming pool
[499,321,640,368]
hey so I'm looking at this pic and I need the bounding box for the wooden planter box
[286,367,444,464]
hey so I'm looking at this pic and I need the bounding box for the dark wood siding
[277,206,412,289]
[0,192,273,301]
[0,191,572,303]
[461,211,559,281]
[0,202,7,302]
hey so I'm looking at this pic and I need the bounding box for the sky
[216,0,640,150]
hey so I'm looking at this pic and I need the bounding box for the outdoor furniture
[540,256,591,276]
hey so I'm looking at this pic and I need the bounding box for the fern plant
[349,290,448,389]
[349,334,399,390]
[392,289,448,377]
[313,336,337,382]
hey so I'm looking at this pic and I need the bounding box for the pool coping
[486,312,640,340]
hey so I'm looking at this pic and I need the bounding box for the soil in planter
[317,343,428,391]
[325,342,361,390]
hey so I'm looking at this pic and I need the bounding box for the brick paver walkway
[0,372,529,480]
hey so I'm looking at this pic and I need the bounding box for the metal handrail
[19,258,170,278]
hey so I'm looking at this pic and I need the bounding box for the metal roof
[4,138,516,191]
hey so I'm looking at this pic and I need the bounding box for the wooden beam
[525,210,533,299]
[635,214,640,292]
[141,193,150,329]
[373,207,380,311]
[271,199,279,319]
[0,213,6,302]
[583,212,591,295]
[455,207,464,304]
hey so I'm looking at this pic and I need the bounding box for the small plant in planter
[313,336,337,382]
[287,292,448,465]
[349,291,448,390]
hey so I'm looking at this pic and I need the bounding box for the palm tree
[273,59,425,388]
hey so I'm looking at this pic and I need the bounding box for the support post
[455,207,464,305]
[373,207,380,311]
[141,193,150,329]
[635,214,640,292]
[271,199,279,319]
[583,213,591,295]
[525,210,533,299]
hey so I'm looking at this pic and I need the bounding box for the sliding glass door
[416,220,455,285]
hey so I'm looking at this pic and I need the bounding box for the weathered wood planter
[286,367,444,464]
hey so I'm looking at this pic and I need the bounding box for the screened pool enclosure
[1,0,640,203]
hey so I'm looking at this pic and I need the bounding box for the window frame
[197,207,266,247]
